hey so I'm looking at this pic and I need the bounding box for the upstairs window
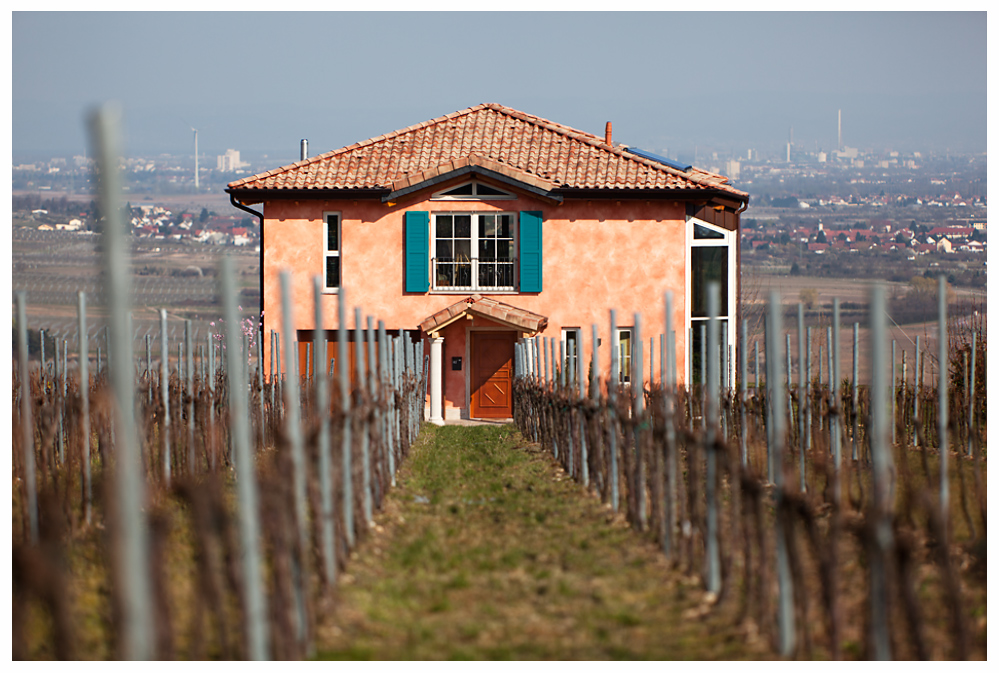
[324,212,341,291]
[432,179,515,200]
[433,212,516,291]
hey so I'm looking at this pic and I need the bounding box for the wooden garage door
[471,331,516,419]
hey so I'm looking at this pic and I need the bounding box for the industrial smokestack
[605,122,612,146]
[838,109,842,151]
[300,139,309,161]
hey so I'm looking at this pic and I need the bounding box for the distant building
[217,149,247,172]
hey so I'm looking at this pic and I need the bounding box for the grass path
[315,424,769,660]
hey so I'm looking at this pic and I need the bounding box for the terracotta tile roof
[419,294,548,335]
[228,103,747,199]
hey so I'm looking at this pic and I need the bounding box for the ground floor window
[615,327,632,384]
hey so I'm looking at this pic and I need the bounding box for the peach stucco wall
[260,181,696,410]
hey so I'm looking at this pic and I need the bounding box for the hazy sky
[11,11,988,164]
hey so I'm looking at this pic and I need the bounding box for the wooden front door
[470,331,516,419]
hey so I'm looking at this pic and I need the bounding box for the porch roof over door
[419,294,548,337]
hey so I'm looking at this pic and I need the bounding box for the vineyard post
[390,331,400,485]
[160,309,171,485]
[722,331,730,441]
[868,284,894,660]
[256,322,265,440]
[633,312,645,530]
[608,310,620,512]
[62,339,68,461]
[962,351,968,449]
[937,276,949,535]
[279,269,311,653]
[664,291,678,557]
[338,288,355,549]
[208,327,216,471]
[270,330,276,411]
[689,328,695,434]
[379,320,395,487]
[740,319,748,466]
[797,304,806,492]
[185,319,195,473]
[355,309,373,527]
[275,331,282,419]
[914,335,921,448]
[705,283,721,594]
[91,103,154,659]
[366,316,380,516]
[832,300,842,478]
[765,318,773,482]
[806,325,812,456]
[901,350,907,445]
[660,334,666,392]
[532,337,540,441]
[754,339,760,392]
[146,334,152,406]
[79,292,92,524]
[221,257,270,661]
[699,323,707,426]
[406,332,415,444]
[967,331,976,456]
[550,336,559,461]
[786,333,794,463]
[586,325,598,489]
[827,324,834,398]
[767,291,796,658]
[560,337,572,477]
[891,340,897,446]
[40,328,46,387]
[312,276,336,588]
[16,292,38,545]
[55,331,64,464]
[852,323,859,462]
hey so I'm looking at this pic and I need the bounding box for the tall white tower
[838,109,842,151]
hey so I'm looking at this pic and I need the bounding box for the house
[226,103,749,423]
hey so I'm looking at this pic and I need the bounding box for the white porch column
[429,336,445,426]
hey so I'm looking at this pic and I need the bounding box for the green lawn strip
[315,424,766,660]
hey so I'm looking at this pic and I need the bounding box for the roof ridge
[482,103,733,189]
[229,104,494,189]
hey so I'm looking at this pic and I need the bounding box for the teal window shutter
[404,211,430,293]
[519,211,543,293]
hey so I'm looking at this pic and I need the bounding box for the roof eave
[224,187,391,205]
[554,187,750,207]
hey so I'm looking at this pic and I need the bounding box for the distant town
[11,140,987,288]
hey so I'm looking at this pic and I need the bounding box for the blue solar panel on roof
[625,147,692,173]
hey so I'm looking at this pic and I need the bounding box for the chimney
[300,139,308,161]
[605,122,613,146]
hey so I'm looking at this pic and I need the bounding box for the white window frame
[685,216,737,387]
[431,211,518,293]
[322,211,341,293]
[431,179,516,201]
